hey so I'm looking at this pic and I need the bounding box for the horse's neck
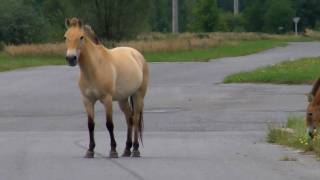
[78,40,102,80]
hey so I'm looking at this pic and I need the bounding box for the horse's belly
[113,82,141,101]
[113,74,143,101]
[110,49,144,101]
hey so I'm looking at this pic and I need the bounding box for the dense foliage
[0,0,319,44]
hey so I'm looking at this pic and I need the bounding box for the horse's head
[64,18,85,66]
[306,104,320,138]
[306,78,320,138]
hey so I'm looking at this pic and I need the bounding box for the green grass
[224,57,320,84]
[0,53,63,72]
[267,116,320,157]
[144,39,287,62]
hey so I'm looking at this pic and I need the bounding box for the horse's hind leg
[118,99,133,157]
[83,98,96,158]
[132,93,144,157]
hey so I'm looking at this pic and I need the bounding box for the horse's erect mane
[311,78,320,97]
[83,25,100,45]
[308,78,320,103]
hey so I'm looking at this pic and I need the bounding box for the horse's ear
[65,18,70,28]
[78,19,83,28]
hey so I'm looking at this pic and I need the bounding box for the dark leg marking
[106,121,117,150]
[125,117,133,150]
[122,124,133,157]
[106,115,118,158]
[85,116,95,158]
[132,142,140,157]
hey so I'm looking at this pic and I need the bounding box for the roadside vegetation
[5,32,300,56]
[267,116,320,157]
[1,0,320,72]
[0,33,311,71]
[0,53,62,72]
[224,57,320,84]
[143,39,287,62]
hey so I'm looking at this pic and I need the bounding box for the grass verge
[0,39,289,72]
[0,53,62,72]
[224,57,320,84]
[144,39,287,62]
[267,116,320,157]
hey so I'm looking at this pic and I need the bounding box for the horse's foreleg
[119,100,133,157]
[83,98,96,158]
[103,96,118,158]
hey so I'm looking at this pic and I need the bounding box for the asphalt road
[1,42,320,180]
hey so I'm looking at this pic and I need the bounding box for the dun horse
[64,18,149,158]
[306,78,320,138]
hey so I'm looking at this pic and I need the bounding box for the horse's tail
[139,110,144,145]
[130,96,144,144]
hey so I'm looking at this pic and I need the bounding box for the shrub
[263,0,295,33]
[190,0,220,32]
[219,12,246,32]
[0,0,49,44]
[0,42,5,51]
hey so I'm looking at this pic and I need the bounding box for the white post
[293,17,300,36]
[172,0,179,33]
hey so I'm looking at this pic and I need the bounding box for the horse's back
[110,47,145,68]
[108,47,147,100]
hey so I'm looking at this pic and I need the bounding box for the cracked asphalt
[1,42,320,180]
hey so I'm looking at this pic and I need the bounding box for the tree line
[0,0,319,44]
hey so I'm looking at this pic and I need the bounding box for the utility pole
[234,0,239,15]
[172,0,179,33]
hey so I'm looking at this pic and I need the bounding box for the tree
[34,0,151,41]
[191,0,220,32]
[217,0,234,11]
[242,0,266,32]
[0,0,49,44]
[263,0,295,33]
[41,0,66,41]
[149,0,171,32]
[74,0,151,40]
[293,0,320,29]
[219,12,246,32]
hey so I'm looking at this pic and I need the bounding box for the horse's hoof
[84,150,94,158]
[109,150,119,158]
[131,150,140,157]
[122,149,131,157]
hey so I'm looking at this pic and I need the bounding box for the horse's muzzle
[307,126,315,139]
[66,55,78,66]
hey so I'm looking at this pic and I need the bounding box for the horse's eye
[80,36,84,40]
[64,36,67,41]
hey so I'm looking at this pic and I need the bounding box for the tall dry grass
[119,32,290,52]
[4,32,294,56]
[5,43,66,56]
